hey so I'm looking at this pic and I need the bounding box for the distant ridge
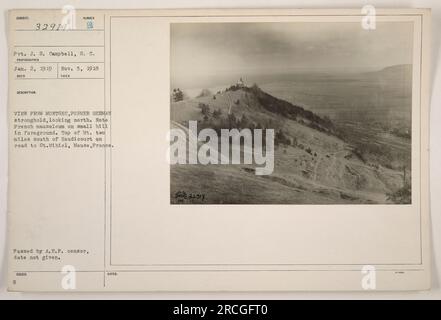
[369,64,412,80]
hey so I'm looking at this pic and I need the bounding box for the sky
[170,22,414,90]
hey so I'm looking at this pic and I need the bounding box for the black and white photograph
[1,4,437,297]
[170,22,413,205]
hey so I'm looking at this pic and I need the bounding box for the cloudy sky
[171,22,414,89]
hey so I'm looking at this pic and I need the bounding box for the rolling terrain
[259,65,412,126]
[170,79,410,204]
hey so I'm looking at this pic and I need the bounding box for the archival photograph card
[7,8,431,291]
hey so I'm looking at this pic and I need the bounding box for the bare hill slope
[170,84,407,204]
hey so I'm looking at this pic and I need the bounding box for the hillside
[170,84,408,204]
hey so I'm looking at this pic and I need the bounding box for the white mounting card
[7,8,431,291]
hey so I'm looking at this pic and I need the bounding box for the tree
[275,129,291,146]
[239,114,249,129]
[172,88,184,102]
[212,108,222,119]
[198,103,210,116]
[227,113,237,128]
